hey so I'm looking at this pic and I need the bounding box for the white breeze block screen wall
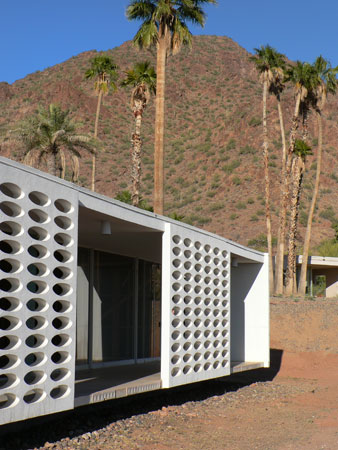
[0,163,78,425]
[161,222,231,388]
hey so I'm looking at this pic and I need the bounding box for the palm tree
[17,103,95,180]
[251,45,286,293]
[85,54,118,191]
[126,0,217,214]
[275,61,316,294]
[298,57,338,295]
[121,61,156,207]
[284,139,312,295]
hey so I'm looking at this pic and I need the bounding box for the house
[295,255,338,297]
[0,156,269,425]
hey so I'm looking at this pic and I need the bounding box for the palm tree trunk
[92,90,103,191]
[275,93,301,294]
[153,30,167,215]
[262,76,274,293]
[285,157,304,295]
[46,152,57,177]
[131,102,143,207]
[298,111,322,295]
[275,98,287,293]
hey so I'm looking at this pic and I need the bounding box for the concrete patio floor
[75,361,161,407]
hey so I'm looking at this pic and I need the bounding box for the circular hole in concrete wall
[0,240,22,255]
[0,221,23,237]
[28,227,49,242]
[53,250,72,263]
[0,278,22,293]
[0,297,20,311]
[54,199,73,214]
[172,235,181,245]
[0,202,23,218]
[27,280,48,294]
[28,209,49,224]
[51,334,71,347]
[29,192,50,207]
[171,355,180,365]
[0,259,22,274]
[27,263,48,277]
[0,373,18,390]
[0,316,21,331]
[52,283,72,297]
[0,335,20,350]
[52,300,71,313]
[24,352,46,367]
[26,316,47,330]
[24,370,46,385]
[0,393,18,409]
[50,385,70,400]
[28,245,49,259]
[52,316,71,330]
[0,183,22,199]
[172,247,181,257]
[54,216,73,230]
[26,298,47,312]
[51,351,70,364]
[23,389,46,404]
[54,233,73,247]
[171,343,181,352]
[0,354,19,369]
[171,367,181,377]
[50,368,70,382]
[25,334,47,349]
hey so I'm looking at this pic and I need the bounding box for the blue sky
[1,0,338,84]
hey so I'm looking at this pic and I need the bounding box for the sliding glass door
[76,248,161,367]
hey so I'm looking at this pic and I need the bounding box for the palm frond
[133,20,158,48]
[126,0,156,21]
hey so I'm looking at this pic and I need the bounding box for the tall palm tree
[121,61,156,207]
[251,45,286,293]
[85,54,118,191]
[298,57,338,295]
[17,103,95,180]
[275,61,315,294]
[284,139,312,295]
[126,0,217,214]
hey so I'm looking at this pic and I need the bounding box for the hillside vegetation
[1,35,338,249]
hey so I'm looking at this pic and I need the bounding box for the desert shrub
[316,239,338,257]
[235,202,246,210]
[239,145,256,155]
[226,138,236,150]
[248,116,261,127]
[319,206,336,223]
[248,234,277,252]
[222,160,240,174]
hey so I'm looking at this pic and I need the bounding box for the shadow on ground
[0,349,283,450]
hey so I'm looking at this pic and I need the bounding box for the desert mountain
[1,35,338,250]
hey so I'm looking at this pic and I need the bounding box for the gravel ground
[2,296,338,450]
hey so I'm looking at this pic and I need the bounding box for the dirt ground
[3,297,338,450]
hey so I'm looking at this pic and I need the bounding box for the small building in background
[295,255,338,297]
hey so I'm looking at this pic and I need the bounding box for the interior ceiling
[78,206,162,263]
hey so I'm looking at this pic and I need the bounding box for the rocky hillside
[1,35,338,250]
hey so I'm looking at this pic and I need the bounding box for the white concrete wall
[231,253,269,367]
[0,162,78,425]
[161,222,231,388]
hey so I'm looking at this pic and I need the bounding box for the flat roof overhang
[78,205,163,263]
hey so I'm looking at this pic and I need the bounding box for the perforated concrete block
[0,164,78,424]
